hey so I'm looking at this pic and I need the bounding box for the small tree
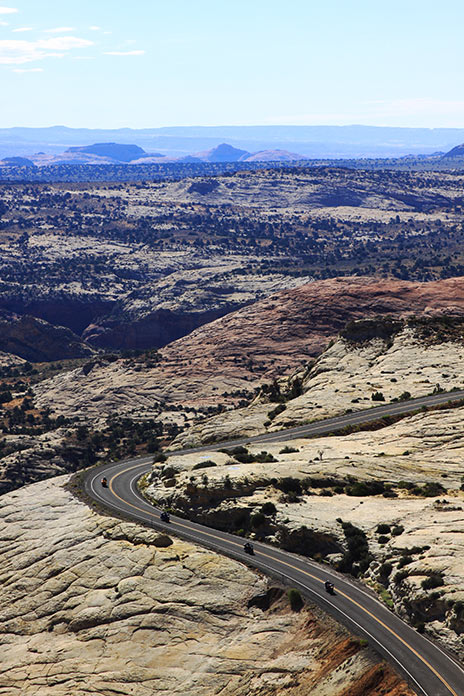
[288,589,303,611]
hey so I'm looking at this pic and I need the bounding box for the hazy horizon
[2,0,464,129]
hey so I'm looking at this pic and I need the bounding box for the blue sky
[1,0,464,128]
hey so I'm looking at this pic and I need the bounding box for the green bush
[372,391,385,401]
[268,403,286,420]
[251,512,266,528]
[288,588,303,612]
[379,562,393,578]
[253,451,277,463]
[411,482,447,497]
[397,481,415,490]
[391,525,404,536]
[421,575,444,590]
[261,502,277,515]
[275,477,302,494]
[376,523,391,534]
[192,460,217,470]
[337,521,372,576]
[378,535,389,545]
[398,555,413,569]
[345,480,386,496]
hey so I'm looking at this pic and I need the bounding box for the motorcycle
[324,580,335,595]
[160,511,170,523]
[243,542,254,555]
[101,477,108,488]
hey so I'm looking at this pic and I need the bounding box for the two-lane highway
[83,394,464,696]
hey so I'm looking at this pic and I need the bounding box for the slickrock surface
[34,277,464,428]
[0,428,85,496]
[0,350,24,368]
[146,406,464,658]
[0,476,412,696]
[173,323,464,447]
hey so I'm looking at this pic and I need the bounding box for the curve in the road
[83,393,464,696]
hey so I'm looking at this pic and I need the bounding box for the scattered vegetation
[288,588,304,612]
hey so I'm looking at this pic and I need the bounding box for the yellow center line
[108,463,460,696]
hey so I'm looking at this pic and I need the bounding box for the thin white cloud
[0,36,93,64]
[43,26,75,33]
[89,25,100,31]
[38,36,92,50]
[104,49,144,56]
[0,6,18,14]
[12,27,33,32]
[13,66,43,72]
[0,20,9,25]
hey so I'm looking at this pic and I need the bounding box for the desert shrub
[268,403,286,420]
[337,521,372,576]
[376,523,391,534]
[394,570,408,584]
[153,452,167,463]
[251,512,266,528]
[288,589,303,611]
[160,465,178,479]
[398,555,413,569]
[233,452,255,463]
[382,489,398,498]
[398,391,412,401]
[421,575,444,590]
[192,460,217,470]
[253,451,277,463]
[279,446,299,454]
[412,482,447,497]
[345,480,386,496]
[261,502,277,515]
[378,535,389,545]
[304,476,341,489]
[397,481,415,490]
[379,562,393,578]
[391,525,404,536]
[275,477,302,494]
[371,391,385,401]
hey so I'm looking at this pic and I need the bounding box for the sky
[1,0,464,129]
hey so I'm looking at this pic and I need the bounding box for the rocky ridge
[173,317,464,447]
[144,404,464,659]
[33,277,464,426]
[0,476,412,696]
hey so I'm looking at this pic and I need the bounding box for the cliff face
[34,276,464,426]
[0,312,95,362]
[0,476,412,696]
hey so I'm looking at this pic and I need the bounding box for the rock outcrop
[145,405,464,659]
[0,476,412,695]
[34,277,464,427]
[173,317,464,447]
[0,312,95,362]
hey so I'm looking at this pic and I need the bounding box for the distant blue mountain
[1,124,464,159]
[1,156,35,167]
[66,142,146,162]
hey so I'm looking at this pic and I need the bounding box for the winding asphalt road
[83,391,464,696]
